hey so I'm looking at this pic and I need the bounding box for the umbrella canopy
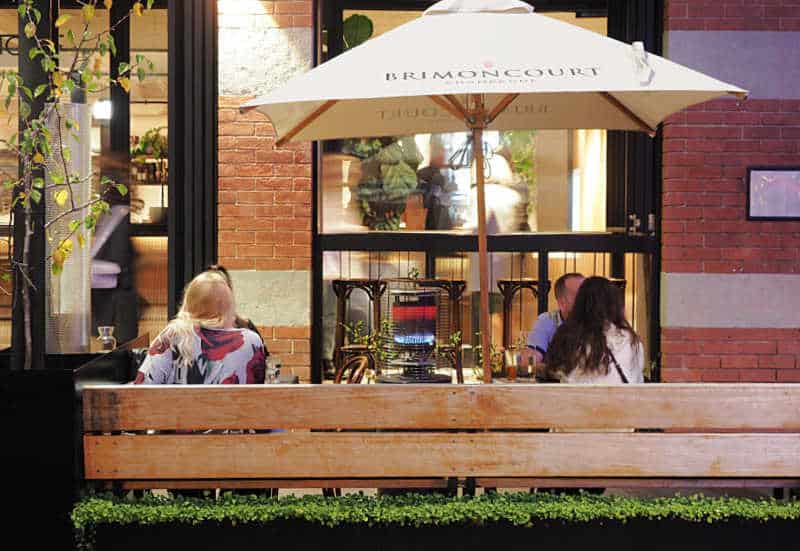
[242,0,745,141]
[242,0,747,382]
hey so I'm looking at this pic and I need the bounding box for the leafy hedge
[73,491,800,548]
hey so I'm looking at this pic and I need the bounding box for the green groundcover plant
[73,492,800,548]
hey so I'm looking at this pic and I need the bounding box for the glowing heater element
[391,291,437,347]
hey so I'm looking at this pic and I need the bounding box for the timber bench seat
[81,384,800,491]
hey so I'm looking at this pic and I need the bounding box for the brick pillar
[660,1,800,382]
[218,0,313,380]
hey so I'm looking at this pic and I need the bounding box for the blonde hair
[159,271,237,368]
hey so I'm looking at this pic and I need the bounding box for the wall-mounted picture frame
[746,166,800,221]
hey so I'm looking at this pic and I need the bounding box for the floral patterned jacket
[135,326,266,385]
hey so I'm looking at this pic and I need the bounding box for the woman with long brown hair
[545,276,644,384]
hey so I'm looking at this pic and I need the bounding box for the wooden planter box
[88,517,795,551]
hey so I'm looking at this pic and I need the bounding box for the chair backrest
[82,384,800,482]
[334,355,370,384]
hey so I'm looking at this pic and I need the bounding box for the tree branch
[43,195,106,230]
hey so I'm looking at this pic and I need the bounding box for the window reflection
[322,127,606,234]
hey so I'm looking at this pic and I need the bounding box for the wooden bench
[81,384,800,491]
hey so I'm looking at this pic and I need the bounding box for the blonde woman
[135,271,266,385]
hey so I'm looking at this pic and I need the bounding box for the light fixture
[92,100,112,121]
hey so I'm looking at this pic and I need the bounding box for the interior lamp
[92,100,112,121]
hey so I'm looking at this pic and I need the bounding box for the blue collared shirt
[527,310,563,355]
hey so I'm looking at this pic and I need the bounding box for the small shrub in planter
[73,492,800,551]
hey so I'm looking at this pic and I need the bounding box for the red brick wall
[661,0,800,383]
[256,326,311,375]
[217,0,315,380]
[667,1,800,31]
[217,97,313,379]
[662,98,800,275]
[218,96,312,271]
[662,328,800,382]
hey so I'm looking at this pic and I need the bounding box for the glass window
[0,9,18,348]
[59,2,170,346]
[0,4,171,353]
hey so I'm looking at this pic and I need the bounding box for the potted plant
[497,130,537,231]
[131,126,167,224]
[354,136,423,230]
[335,15,424,231]
[339,318,395,382]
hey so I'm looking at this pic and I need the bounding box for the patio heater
[377,284,451,384]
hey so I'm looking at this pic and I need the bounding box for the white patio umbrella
[241,0,747,383]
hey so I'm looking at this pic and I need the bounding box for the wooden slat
[429,95,467,121]
[84,433,800,480]
[275,100,337,147]
[486,93,520,124]
[83,384,800,432]
[599,92,656,135]
[477,478,800,488]
[114,478,448,490]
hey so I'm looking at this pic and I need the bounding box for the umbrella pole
[472,122,491,384]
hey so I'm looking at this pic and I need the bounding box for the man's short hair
[554,273,584,300]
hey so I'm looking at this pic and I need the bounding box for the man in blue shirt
[525,272,585,363]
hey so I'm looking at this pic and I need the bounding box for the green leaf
[54,14,71,28]
[54,189,68,207]
[147,0,155,8]
[51,173,64,185]
[21,86,33,100]
[135,54,145,65]
[99,42,108,56]
[32,177,44,189]
[62,147,71,162]
[32,7,41,24]
[24,21,36,39]
[33,83,47,98]
[84,214,97,231]
[136,67,146,82]
[30,188,41,203]
[82,4,95,23]
[117,62,130,76]
[343,14,373,50]
[116,183,128,196]
[28,47,41,60]
[68,220,81,233]
[67,29,76,46]
[108,35,117,57]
